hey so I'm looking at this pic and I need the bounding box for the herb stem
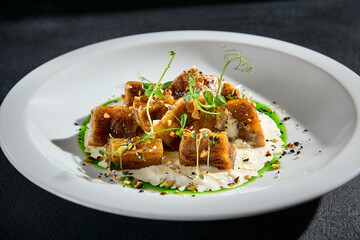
[207,143,210,167]
[196,134,200,176]
[196,101,213,109]
[216,58,235,97]
[193,100,219,116]
[146,52,176,133]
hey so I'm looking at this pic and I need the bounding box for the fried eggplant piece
[87,106,138,146]
[133,92,175,132]
[203,75,239,97]
[106,138,163,169]
[185,98,216,132]
[179,130,236,170]
[221,81,238,97]
[153,97,217,149]
[154,98,188,150]
[123,81,146,107]
[217,99,265,147]
[165,68,207,99]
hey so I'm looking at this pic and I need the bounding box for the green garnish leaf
[203,90,214,105]
[109,161,115,171]
[138,75,151,83]
[144,85,154,97]
[99,150,106,156]
[142,82,151,90]
[180,113,188,128]
[201,131,208,138]
[192,131,196,140]
[189,73,196,86]
[161,81,173,89]
[135,151,146,162]
[199,174,204,179]
[193,87,201,99]
[209,138,215,147]
[169,51,176,56]
[214,95,226,107]
[175,129,184,137]
[183,92,192,102]
[154,88,165,98]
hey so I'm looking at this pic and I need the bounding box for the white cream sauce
[85,110,284,192]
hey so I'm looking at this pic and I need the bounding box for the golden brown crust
[179,131,235,170]
[154,98,188,150]
[185,98,217,132]
[218,99,265,147]
[133,92,175,133]
[106,138,163,169]
[88,106,138,146]
[123,81,145,107]
[165,68,207,99]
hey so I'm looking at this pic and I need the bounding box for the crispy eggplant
[87,106,138,146]
[165,68,207,99]
[179,130,235,170]
[123,81,146,107]
[203,75,239,98]
[217,99,265,147]
[185,99,216,132]
[154,98,188,150]
[106,138,163,169]
[133,92,175,132]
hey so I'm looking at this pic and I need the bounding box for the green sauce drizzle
[78,98,287,195]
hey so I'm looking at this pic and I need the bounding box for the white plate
[1,31,360,221]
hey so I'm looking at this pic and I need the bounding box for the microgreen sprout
[183,46,253,118]
[217,45,253,96]
[174,113,188,137]
[183,73,220,115]
[194,130,209,178]
[101,51,188,172]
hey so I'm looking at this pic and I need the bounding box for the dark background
[1,0,360,239]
